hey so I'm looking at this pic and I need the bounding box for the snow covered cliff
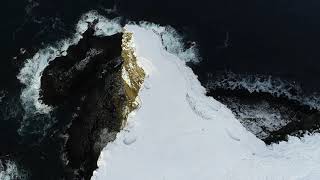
[91,24,320,180]
[14,11,320,180]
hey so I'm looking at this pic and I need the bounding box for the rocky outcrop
[40,21,144,179]
[120,32,145,127]
[208,88,320,145]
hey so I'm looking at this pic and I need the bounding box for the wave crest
[0,160,27,180]
[206,71,320,110]
[17,11,123,136]
[137,22,200,63]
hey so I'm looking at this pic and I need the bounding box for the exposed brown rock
[40,22,144,179]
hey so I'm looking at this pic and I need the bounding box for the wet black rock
[208,88,320,145]
[40,21,125,179]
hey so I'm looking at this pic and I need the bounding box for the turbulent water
[2,0,320,179]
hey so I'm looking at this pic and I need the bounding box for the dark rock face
[40,22,125,179]
[208,88,320,145]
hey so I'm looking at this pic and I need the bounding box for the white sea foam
[17,11,193,119]
[0,91,6,103]
[0,160,27,180]
[17,11,123,136]
[77,11,123,36]
[17,10,320,180]
[206,71,320,110]
[17,39,77,136]
[226,99,293,139]
[137,22,200,63]
[16,10,197,136]
[90,22,320,180]
[206,72,320,139]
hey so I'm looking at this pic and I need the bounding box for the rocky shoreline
[40,21,144,179]
[207,88,320,144]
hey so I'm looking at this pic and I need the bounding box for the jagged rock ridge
[40,21,144,179]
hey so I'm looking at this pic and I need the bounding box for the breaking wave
[137,22,200,63]
[17,10,123,136]
[0,160,27,180]
[206,71,320,110]
[206,71,320,142]
[221,97,296,139]
[78,11,123,36]
[15,11,202,178]
[17,11,198,120]
[0,91,6,103]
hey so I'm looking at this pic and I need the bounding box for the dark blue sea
[2,0,320,179]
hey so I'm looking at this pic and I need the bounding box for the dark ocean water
[2,0,320,179]
[117,0,320,92]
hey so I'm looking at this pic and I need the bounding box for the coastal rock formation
[207,87,320,144]
[40,21,144,179]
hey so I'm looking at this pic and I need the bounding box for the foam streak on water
[137,21,200,63]
[0,160,27,180]
[16,11,123,136]
[206,71,320,110]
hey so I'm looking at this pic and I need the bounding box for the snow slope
[88,25,320,180]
